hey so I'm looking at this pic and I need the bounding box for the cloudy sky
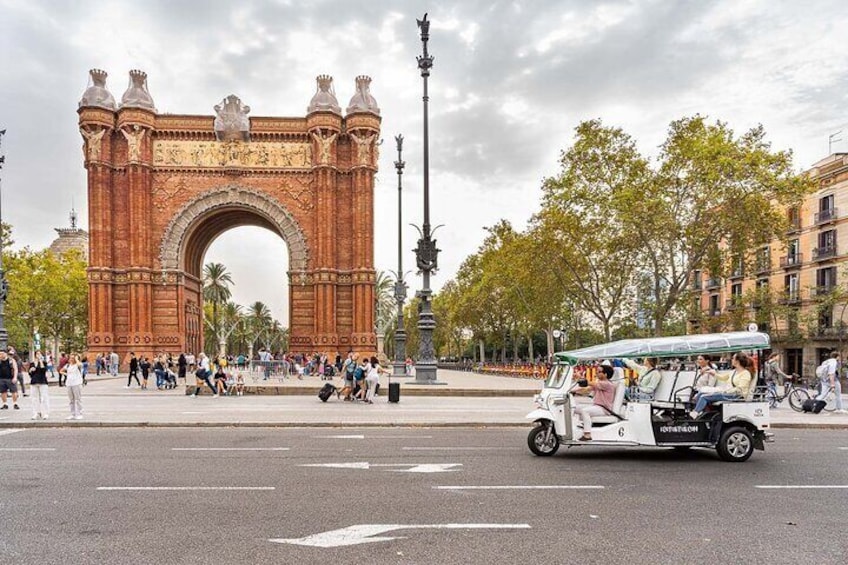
[1,0,847,324]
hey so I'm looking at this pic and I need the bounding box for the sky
[1,0,847,325]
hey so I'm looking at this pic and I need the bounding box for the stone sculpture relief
[350,131,376,166]
[152,140,312,169]
[311,129,338,165]
[80,127,107,161]
[214,95,251,142]
[121,125,146,162]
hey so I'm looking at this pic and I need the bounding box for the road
[1,427,846,564]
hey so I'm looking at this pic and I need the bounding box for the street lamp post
[412,13,443,384]
[392,134,409,378]
[0,128,9,351]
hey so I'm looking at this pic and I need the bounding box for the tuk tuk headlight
[534,394,549,410]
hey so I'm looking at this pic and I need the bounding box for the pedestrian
[0,349,20,410]
[81,354,89,386]
[365,356,390,404]
[28,351,50,420]
[154,355,167,390]
[127,352,140,388]
[62,353,84,420]
[178,353,187,382]
[817,351,845,413]
[190,352,217,397]
[57,352,68,387]
[109,350,119,376]
[9,347,27,397]
[46,352,56,381]
[765,353,790,390]
[95,353,103,375]
[139,356,151,390]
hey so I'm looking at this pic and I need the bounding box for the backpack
[345,360,356,377]
[816,362,828,380]
[353,366,365,381]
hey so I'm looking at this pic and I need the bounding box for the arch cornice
[159,185,309,272]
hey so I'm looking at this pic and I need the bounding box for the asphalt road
[1,427,846,565]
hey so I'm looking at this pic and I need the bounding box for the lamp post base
[412,362,446,385]
[391,361,411,377]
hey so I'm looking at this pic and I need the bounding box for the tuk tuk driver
[623,357,661,401]
[573,365,616,441]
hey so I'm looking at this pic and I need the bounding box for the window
[709,294,720,315]
[756,278,769,290]
[787,206,801,230]
[816,267,837,291]
[819,309,833,330]
[788,239,800,258]
[819,229,836,249]
[817,195,836,223]
[784,273,799,300]
[731,283,742,297]
[692,269,702,289]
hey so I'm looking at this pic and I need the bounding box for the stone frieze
[152,140,312,169]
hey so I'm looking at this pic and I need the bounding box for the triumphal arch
[78,69,379,360]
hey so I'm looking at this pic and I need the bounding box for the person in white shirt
[365,356,390,404]
[62,354,85,420]
[817,351,844,412]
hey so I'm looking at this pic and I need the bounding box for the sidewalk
[0,370,845,428]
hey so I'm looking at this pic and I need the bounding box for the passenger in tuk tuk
[694,355,717,392]
[622,357,661,401]
[690,351,753,419]
[573,365,616,441]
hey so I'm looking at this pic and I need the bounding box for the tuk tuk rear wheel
[528,423,559,456]
[716,426,754,462]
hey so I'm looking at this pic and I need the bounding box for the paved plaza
[1,369,845,428]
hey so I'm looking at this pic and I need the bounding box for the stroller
[162,370,178,389]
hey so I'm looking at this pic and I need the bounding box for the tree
[4,247,88,356]
[202,262,233,353]
[615,117,814,334]
[374,270,395,334]
[246,301,272,358]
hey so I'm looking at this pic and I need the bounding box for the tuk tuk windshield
[545,363,571,389]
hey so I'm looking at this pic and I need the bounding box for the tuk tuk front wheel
[716,426,754,462]
[528,422,559,456]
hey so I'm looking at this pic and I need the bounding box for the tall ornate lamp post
[412,14,443,384]
[391,134,409,377]
[0,128,8,351]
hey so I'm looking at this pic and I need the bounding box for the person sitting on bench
[573,365,616,441]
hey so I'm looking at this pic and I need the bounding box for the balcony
[728,268,744,281]
[812,246,837,261]
[786,217,801,234]
[754,259,771,275]
[815,208,838,225]
[813,326,841,340]
[811,285,837,298]
[779,291,802,305]
[725,297,744,310]
[705,277,722,290]
[690,280,703,291]
[779,254,803,269]
[708,309,722,317]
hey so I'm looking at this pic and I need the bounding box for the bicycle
[764,374,810,412]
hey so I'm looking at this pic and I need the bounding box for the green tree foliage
[5,247,88,354]
[375,270,396,334]
[202,262,233,352]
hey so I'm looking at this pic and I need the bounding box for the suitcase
[388,382,400,403]
[802,399,827,414]
[318,383,336,402]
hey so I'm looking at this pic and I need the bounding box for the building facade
[690,153,848,377]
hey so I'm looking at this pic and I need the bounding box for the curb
[1,421,846,430]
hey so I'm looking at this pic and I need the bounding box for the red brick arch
[79,76,380,361]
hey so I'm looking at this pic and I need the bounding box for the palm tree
[246,301,272,358]
[375,270,396,333]
[203,262,233,352]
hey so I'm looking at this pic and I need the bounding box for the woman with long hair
[690,351,755,419]
[28,351,50,420]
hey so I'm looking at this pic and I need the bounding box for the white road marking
[171,448,290,451]
[269,523,531,548]
[301,462,462,473]
[838,447,848,450]
[180,411,207,415]
[0,429,24,436]
[434,485,605,491]
[755,485,848,489]
[317,435,433,439]
[97,486,275,491]
[403,447,510,451]
[0,448,56,451]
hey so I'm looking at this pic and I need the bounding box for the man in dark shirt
[0,349,20,410]
[127,353,140,388]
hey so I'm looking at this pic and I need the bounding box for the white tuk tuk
[526,331,774,462]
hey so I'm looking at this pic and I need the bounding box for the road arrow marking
[301,462,462,473]
[0,429,24,436]
[269,523,531,548]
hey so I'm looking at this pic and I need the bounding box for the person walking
[178,353,187,382]
[28,351,50,420]
[365,356,390,404]
[817,351,845,413]
[81,355,89,386]
[9,347,26,397]
[139,356,151,390]
[127,353,140,388]
[109,350,119,376]
[95,353,103,376]
[62,353,84,420]
[0,349,20,410]
[57,352,68,387]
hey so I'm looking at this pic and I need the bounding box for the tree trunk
[545,328,554,361]
[527,333,534,362]
[478,339,485,363]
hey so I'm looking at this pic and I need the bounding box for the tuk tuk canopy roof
[553,332,770,364]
